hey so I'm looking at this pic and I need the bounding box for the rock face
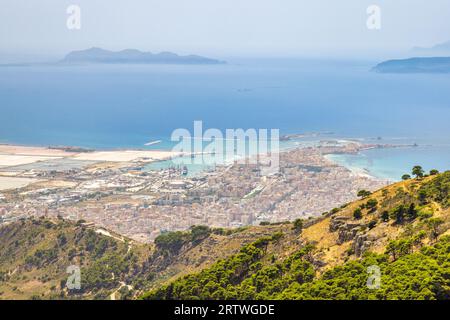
[337,224,361,245]
[352,233,370,257]
[330,216,362,244]
[330,216,378,257]
[329,216,351,232]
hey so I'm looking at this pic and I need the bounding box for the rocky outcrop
[352,233,369,257]
[329,216,374,254]
[337,224,361,244]
[329,216,351,232]
[330,216,363,244]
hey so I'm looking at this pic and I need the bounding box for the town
[0,142,387,242]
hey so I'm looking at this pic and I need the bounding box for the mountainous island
[61,47,226,65]
[0,169,448,300]
[372,57,450,74]
[412,40,450,56]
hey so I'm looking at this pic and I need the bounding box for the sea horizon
[1,58,449,181]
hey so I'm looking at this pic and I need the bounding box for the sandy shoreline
[0,144,72,157]
[0,142,388,188]
[323,153,393,184]
[0,143,183,164]
[0,141,380,173]
[0,142,389,241]
[323,154,373,178]
[0,144,183,190]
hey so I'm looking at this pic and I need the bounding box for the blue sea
[0,58,449,180]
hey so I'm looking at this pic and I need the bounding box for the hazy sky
[1,0,450,59]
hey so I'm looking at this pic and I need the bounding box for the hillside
[0,218,153,299]
[143,171,450,300]
[0,218,276,299]
[1,171,449,300]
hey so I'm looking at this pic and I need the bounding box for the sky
[1,0,450,60]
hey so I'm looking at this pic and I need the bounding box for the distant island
[61,47,226,65]
[372,57,450,74]
[412,40,450,56]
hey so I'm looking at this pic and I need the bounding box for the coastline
[0,137,428,179]
[0,139,404,184]
[0,139,389,242]
[0,143,183,163]
[324,153,386,181]
[322,143,450,183]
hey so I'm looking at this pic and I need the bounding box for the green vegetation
[154,225,212,254]
[418,171,449,207]
[368,220,377,229]
[0,218,149,300]
[365,199,378,212]
[402,166,442,181]
[143,235,316,300]
[412,165,425,179]
[353,208,362,220]
[357,190,372,199]
[426,218,444,241]
[143,170,450,300]
[293,219,303,234]
[155,231,188,254]
[429,169,439,176]
[301,237,449,300]
[402,174,411,180]
[143,234,450,300]
[1,170,448,300]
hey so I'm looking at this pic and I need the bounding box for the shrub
[293,219,303,233]
[353,208,362,220]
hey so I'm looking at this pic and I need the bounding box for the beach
[0,144,183,191]
[0,144,182,165]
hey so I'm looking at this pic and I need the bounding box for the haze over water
[0,58,449,180]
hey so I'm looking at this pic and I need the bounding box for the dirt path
[110,281,133,300]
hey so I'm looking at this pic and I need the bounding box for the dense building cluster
[0,143,387,242]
